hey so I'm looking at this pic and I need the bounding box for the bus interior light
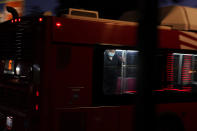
[173,53,193,56]
[16,66,20,75]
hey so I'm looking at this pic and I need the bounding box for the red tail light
[35,104,39,111]
[56,22,62,27]
[39,18,43,22]
[36,91,39,97]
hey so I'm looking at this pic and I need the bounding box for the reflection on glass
[0,60,33,84]
[192,56,197,82]
[103,49,138,95]
[166,53,197,92]
[3,60,14,75]
[6,116,13,130]
[16,65,21,75]
[102,49,197,95]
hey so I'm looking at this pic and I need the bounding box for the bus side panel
[119,106,135,131]
[54,106,135,131]
[159,29,180,49]
[52,17,137,46]
[43,42,94,131]
[48,45,93,108]
[157,102,197,131]
[86,107,119,131]
[159,30,197,50]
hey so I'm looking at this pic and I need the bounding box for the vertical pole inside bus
[135,0,158,131]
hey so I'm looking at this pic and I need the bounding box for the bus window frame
[92,45,138,106]
[92,46,197,106]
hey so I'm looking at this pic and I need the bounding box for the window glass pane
[192,56,197,82]
[102,50,197,95]
[165,53,196,92]
[122,50,138,94]
[181,55,192,86]
[172,54,180,86]
[103,49,138,95]
[103,49,122,95]
[0,60,32,84]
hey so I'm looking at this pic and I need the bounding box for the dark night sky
[23,0,197,18]
[160,0,197,7]
[24,0,197,12]
[25,0,58,15]
[1,0,197,18]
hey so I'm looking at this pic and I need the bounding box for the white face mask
[108,52,115,57]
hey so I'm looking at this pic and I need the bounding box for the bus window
[165,53,197,92]
[3,60,15,75]
[102,50,197,96]
[103,49,138,95]
[172,54,180,86]
[0,60,33,84]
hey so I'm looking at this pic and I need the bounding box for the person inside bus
[103,49,122,95]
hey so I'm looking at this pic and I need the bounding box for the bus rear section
[0,17,44,131]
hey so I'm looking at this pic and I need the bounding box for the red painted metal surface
[52,17,137,45]
[157,102,197,131]
[2,16,197,131]
[44,16,197,131]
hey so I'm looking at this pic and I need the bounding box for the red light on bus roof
[15,19,17,22]
[18,18,21,22]
[56,22,62,27]
[39,18,43,22]
[11,20,14,23]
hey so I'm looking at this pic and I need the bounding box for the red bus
[0,6,197,131]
